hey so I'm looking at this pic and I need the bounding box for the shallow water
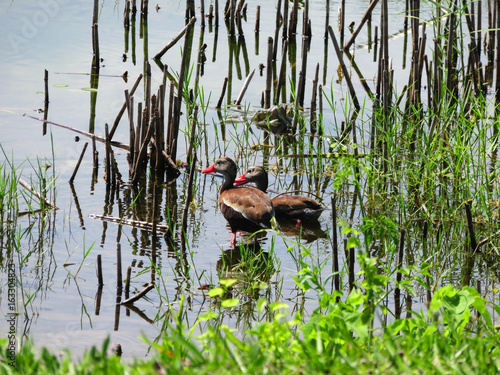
[0,0,494,360]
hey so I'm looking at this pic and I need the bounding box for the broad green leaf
[221,298,239,307]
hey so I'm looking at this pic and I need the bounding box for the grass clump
[2,247,499,375]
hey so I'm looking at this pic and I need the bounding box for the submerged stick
[154,16,197,60]
[69,141,89,183]
[18,177,58,210]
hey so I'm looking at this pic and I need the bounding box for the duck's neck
[220,173,235,193]
[255,174,268,192]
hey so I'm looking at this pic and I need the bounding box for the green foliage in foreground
[2,252,500,375]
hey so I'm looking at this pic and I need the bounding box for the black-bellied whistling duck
[202,157,276,246]
[234,166,326,222]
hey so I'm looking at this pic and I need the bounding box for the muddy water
[0,0,448,360]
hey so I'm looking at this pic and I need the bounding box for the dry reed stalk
[310,63,319,133]
[18,178,59,210]
[120,283,155,305]
[216,77,228,109]
[282,0,288,40]
[328,26,361,111]
[394,228,405,318]
[181,154,197,233]
[104,123,111,189]
[215,0,219,26]
[272,0,282,61]
[289,0,299,36]
[154,17,197,60]
[235,69,255,105]
[116,243,123,295]
[43,69,49,135]
[324,0,330,40]
[132,116,155,183]
[343,0,379,51]
[125,266,132,300]
[97,254,103,286]
[69,141,89,183]
[124,90,135,172]
[265,37,273,108]
[108,73,143,140]
[275,40,288,104]
[331,196,340,293]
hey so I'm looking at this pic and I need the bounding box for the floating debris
[89,214,170,233]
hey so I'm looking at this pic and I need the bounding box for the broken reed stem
[105,123,111,188]
[132,116,155,183]
[18,177,59,210]
[255,5,260,32]
[331,195,340,294]
[154,17,197,60]
[215,0,219,26]
[272,0,282,61]
[265,37,273,108]
[318,84,323,135]
[328,26,361,111]
[43,69,49,135]
[89,214,170,232]
[343,0,380,51]
[275,40,288,104]
[120,283,155,305]
[116,243,123,295]
[394,227,406,317]
[186,105,198,164]
[92,135,98,169]
[289,0,299,36]
[200,0,205,27]
[134,101,142,166]
[69,141,89,183]
[216,77,229,109]
[292,35,309,132]
[108,74,143,140]
[324,0,330,40]
[310,63,319,133]
[166,82,175,153]
[348,238,355,293]
[124,90,135,172]
[181,154,197,232]
[24,114,130,150]
[281,0,288,40]
[235,69,256,105]
[125,266,132,300]
[465,200,477,252]
[97,254,103,286]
